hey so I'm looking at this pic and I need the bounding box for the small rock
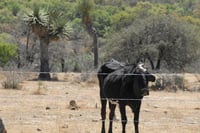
[144,109,151,112]
[46,106,51,110]
[92,119,98,122]
[68,114,73,119]
[68,100,79,110]
[37,128,42,131]
[194,107,200,110]
[62,124,68,128]
[153,105,159,108]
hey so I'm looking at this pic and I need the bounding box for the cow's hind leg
[108,102,116,133]
[101,99,107,133]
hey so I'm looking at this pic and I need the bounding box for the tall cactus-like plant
[78,0,99,68]
[22,6,72,80]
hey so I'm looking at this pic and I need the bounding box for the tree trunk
[145,53,155,70]
[156,59,161,70]
[61,58,64,72]
[147,56,155,70]
[26,27,30,62]
[86,25,99,69]
[81,5,99,69]
[17,47,21,68]
[93,28,98,68]
[38,37,51,80]
[156,51,163,70]
[86,23,99,69]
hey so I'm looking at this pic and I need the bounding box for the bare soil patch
[0,73,200,133]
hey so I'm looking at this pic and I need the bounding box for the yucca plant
[22,6,72,80]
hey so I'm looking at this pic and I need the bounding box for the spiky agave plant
[49,11,72,40]
[23,7,49,37]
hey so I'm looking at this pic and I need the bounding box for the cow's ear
[148,75,156,82]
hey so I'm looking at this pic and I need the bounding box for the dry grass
[0,73,199,133]
[33,81,47,95]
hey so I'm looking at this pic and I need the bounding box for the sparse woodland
[0,0,200,79]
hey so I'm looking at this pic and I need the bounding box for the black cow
[98,61,155,133]
[0,118,6,133]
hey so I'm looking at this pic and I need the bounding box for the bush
[64,53,94,72]
[153,74,185,92]
[1,71,22,89]
[0,35,18,67]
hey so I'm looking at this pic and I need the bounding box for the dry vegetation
[0,72,200,133]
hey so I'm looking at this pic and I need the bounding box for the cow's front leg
[119,102,127,133]
[108,102,116,133]
[132,102,141,133]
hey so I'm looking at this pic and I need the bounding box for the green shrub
[0,42,17,66]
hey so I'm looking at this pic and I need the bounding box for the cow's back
[98,59,125,97]
[103,65,136,99]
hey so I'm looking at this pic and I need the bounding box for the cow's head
[133,63,156,97]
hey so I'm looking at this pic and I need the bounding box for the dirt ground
[0,73,200,133]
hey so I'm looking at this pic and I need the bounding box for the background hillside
[0,0,200,73]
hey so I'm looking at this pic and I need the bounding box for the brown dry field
[0,72,200,133]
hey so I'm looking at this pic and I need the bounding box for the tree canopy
[104,15,200,71]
